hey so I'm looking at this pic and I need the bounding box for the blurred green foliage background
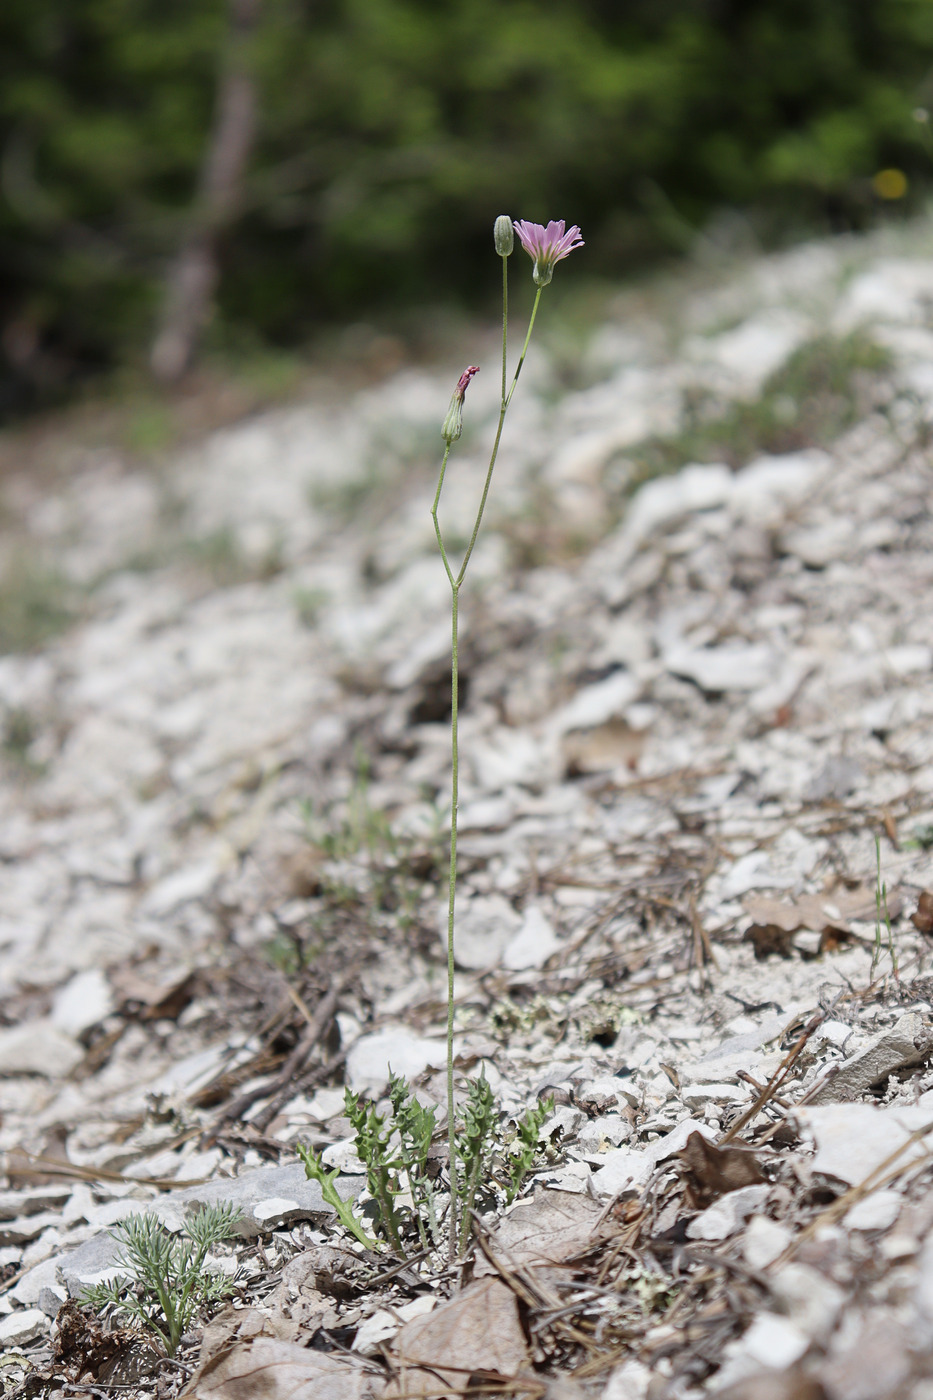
[2,0,933,409]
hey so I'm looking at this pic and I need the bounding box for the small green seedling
[456,1073,498,1251]
[81,1203,241,1357]
[507,1095,555,1204]
[344,1088,407,1254]
[904,823,933,852]
[299,1077,441,1256]
[299,1071,554,1259]
[872,833,898,981]
[389,1072,442,1251]
[296,1141,378,1249]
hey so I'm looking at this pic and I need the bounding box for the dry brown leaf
[266,1251,339,1337]
[475,1187,608,1277]
[562,719,646,776]
[743,885,902,958]
[678,1130,766,1209]
[187,1335,385,1400]
[385,1278,528,1399]
[110,966,201,1021]
[912,891,933,936]
[711,1368,827,1400]
[194,1304,302,1366]
[54,1301,159,1384]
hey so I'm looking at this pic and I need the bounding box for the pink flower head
[442,364,480,444]
[513,220,584,286]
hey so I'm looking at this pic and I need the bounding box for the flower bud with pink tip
[441,364,480,445]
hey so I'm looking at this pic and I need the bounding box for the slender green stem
[456,282,539,585]
[446,579,460,1260]
[431,444,455,586]
[501,254,508,406]
[432,266,544,1260]
[505,285,542,409]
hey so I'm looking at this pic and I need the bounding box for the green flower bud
[494,215,514,258]
[441,396,463,445]
[441,365,479,445]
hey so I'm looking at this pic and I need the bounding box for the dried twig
[206,977,344,1137]
[718,1008,826,1145]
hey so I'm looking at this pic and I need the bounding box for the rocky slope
[0,220,933,1398]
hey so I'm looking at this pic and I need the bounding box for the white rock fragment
[794,1099,933,1185]
[536,1161,592,1194]
[576,1115,633,1154]
[835,258,933,329]
[0,1212,73,1248]
[820,1309,913,1400]
[141,859,219,916]
[439,893,522,971]
[783,518,856,568]
[51,968,114,1038]
[458,795,515,832]
[879,1232,919,1262]
[681,1083,750,1107]
[9,1256,62,1307]
[714,1313,809,1392]
[681,1012,786,1087]
[730,450,828,522]
[58,1229,129,1296]
[620,462,733,551]
[352,1295,435,1356]
[602,1358,652,1400]
[252,1197,311,1226]
[741,1314,810,1368]
[550,670,641,735]
[37,1285,66,1318]
[470,726,553,791]
[915,1234,933,1321]
[666,642,777,694]
[768,1262,845,1341]
[320,1140,365,1175]
[0,1187,72,1222]
[742,1214,794,1271]
[0,1308,49,1346]
[291,1088,347,1122]
[814,1020,854,1049]
[149,1043,256,1099]
[345,1027,448,1092]
[689,308,810,392]
[576,1077,627,1107]
[717,851,800,899]
[807,1013,933,1104]
[543,1106,587,1142]
[0,1020,83,1077]
[844,1189,902,1232]
[174,1161,360,1237]
[686,1184,770,1241]
[503,905,562,971]
[591,1118,718,1197]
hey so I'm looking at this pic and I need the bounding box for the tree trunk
[150,0,260,383]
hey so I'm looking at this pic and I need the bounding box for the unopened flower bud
[441,365,480,445]
[494,215,514,257]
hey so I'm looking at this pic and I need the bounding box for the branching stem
[432,257,548,1259]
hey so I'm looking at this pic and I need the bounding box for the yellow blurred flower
[872,168,908,200]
